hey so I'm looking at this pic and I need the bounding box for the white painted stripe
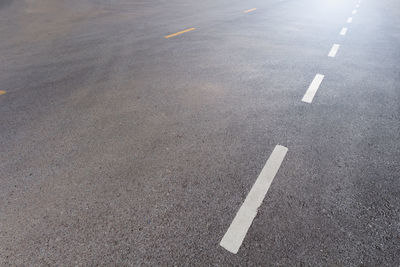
[302,74,325,103]
[220,145,288,254]
[328,44,340,57]
[352,9,357,14]
[347,17,353,23]
[340,27,348,35]
[356,4,360,8]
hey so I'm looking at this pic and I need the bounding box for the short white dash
[352,9,357,14]
[356,4,360,8]
[302,74,325,103]
[328,44,340,57]
[347,17,353,23]
[220,145,288,254]
[340,27,348,35]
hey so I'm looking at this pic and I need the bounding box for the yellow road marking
[0,90,6,95]
[244,8,257,13]
[165,28,196,39]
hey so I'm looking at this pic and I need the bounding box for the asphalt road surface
[1,0,399,265]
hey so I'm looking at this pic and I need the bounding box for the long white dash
[347,17,353,23]
[352,9,357,14]
[340,27,348,35]
[328,44,340,57]
[220,145,288,254]
[302,74,325,103]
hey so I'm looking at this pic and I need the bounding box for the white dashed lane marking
[347,17,353,23]
[340,27,348,35]
[328,44,340,58]
[302,74,325,103]
[220,145,288,254]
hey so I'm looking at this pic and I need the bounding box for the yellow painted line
[0,90,6,95]
[244,8,257,13]
[164,28,196,39]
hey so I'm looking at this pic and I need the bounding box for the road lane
[0,0,399,265]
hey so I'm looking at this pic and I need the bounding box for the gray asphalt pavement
[1,0,399,265]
